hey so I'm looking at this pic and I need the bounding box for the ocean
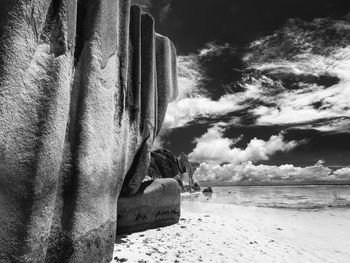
[181,185,350,210]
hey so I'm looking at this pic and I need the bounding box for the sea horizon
[199,181,350,187]
[182,184,350,210]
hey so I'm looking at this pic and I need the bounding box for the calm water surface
[182,185,350,209]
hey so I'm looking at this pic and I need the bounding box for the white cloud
[248,49,350,130]
[163,47,245,129]
[331,167,350,180]
[163,17,350,133]
[176,55,203,98]
[198,42,233,57]
[242,16,350,133]
[194,161,350,184]
[164,94,244,129]
[189,124,299,164]
[164,45,350,132]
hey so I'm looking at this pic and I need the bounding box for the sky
[136,0,350,184]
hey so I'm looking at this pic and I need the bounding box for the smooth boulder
[117,179,181,235]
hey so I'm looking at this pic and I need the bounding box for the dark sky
[144,0,350,168]
[153,0,350,54]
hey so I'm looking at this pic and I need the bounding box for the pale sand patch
[112,201,350,263]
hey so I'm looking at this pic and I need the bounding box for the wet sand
[112,201,350,263]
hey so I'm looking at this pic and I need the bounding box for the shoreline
[198,182,350,187]
[112,201,350,263]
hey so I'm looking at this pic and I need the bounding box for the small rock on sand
[114,256,128,262]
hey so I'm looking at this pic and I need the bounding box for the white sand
[112,201,350,263]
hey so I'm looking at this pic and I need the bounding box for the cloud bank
[194,161,350,184]
[190,125,350,185]
[189,125,299,164]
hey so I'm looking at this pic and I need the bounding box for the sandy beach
[112,200,350,263]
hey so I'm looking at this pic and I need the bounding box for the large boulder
[149,149,181,179]
[148,149,200,192]
[117,179,181,235]
[0,1,177,262]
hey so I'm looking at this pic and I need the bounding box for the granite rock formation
[0,1,177,262]
[117,178,181,235]
[148,149,199,192]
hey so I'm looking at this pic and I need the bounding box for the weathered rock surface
[117,178,181,235]
[148,149,200,192]
[149,149,181,179]
[0,1,177,262]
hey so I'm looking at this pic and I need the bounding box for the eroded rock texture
[0,1,178,262]
[148,149,199,192]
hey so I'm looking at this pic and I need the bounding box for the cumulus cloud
[331,167,350,180]
[194,161,350,184]
[189,124,300,164]
[164,94,245,129]
[188,124,350,185]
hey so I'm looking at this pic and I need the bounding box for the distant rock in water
[203,187,213,193]
[148,149,200,192]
